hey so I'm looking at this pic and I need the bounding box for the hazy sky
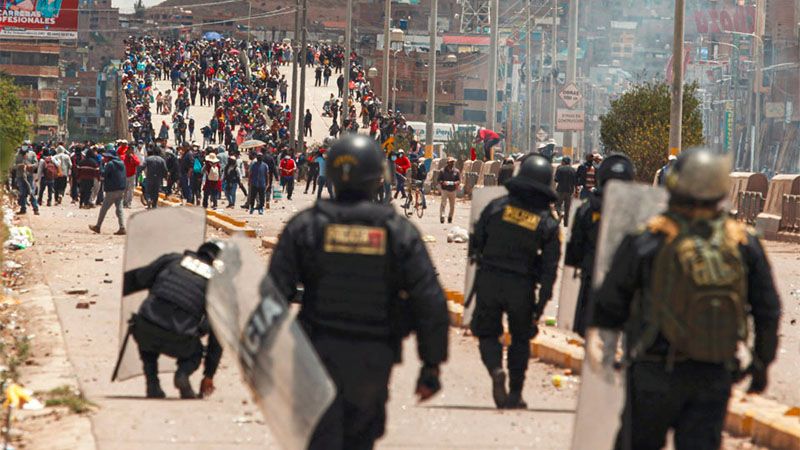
[113,0,164,14]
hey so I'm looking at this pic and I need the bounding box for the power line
[75,8,295,33]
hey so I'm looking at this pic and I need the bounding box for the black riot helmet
[596,153,635,188]
[665,147,731,204]
[197,240,225,262]
[507,154,557,201]
[328,134,385,199]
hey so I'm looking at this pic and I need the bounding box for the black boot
[490,368,507,409]
[505,375,527,409]
[146,377,166,399]
[174,372,196,399]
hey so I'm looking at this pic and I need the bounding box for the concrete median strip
[444,290,800,449]
[133,188,256,237]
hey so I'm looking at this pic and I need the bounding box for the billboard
[0,0,78,39]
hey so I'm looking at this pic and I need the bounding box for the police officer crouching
[565,154,635,337]
[589,148,781,450]
[265,134,449,450]
[123,241,224,399]
[469,154,561,409]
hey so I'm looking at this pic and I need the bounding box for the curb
[443,289,800,449]
[133,188,256,237]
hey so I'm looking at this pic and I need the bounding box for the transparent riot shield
[555,201,581,331]
[570,180,668,450]
[462,186,507,327]
[112,207,207,382]
[207,238,336,450]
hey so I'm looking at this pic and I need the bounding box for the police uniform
[469,155,561,408]
[589,149,781,450]
[124,250,223,399]
[267,135,449,450]
[564,191,601,337]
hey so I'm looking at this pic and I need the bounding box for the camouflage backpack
[645,214,748,363]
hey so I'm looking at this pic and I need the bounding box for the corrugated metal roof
[442,35,490,46]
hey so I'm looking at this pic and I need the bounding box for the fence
[780,194,800,233]
[736,191,765,225]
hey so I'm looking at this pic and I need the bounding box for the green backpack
[645,214,748,363]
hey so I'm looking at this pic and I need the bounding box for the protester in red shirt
[394,149,411,199]
[118,141,139,208]
[279,155,297,200]
[475,128,503,161]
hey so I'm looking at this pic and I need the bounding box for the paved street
[12,67,798,450]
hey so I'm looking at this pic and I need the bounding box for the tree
[0,75,32,175]
[442,127,476,161]
[600,82,704,182]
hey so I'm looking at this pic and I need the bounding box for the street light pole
[392,49,399,111]
[524,0,532,152]
[382,0,392,114]
[563,0,578,158]
[297,0,308,153]
[487,0,499,130]
[342,0,352,129]
[549,0,557,138]
[668,0,685,156]
[289,0,300,146]
[425,0,437,153]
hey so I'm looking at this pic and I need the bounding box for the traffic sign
[556,109,585,131]
[559,82,582,109]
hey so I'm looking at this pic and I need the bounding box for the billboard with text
[0,0,78,39]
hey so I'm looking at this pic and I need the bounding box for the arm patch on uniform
[591,211,601,223]
[180,256,215,279]
[501,205,541,231]
[324,224,387,255]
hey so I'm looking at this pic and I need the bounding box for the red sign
[692,6,755,35]
[0,0,79,39]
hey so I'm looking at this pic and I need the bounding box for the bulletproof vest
[641,214,748,363]
[149,253,211,321]
[307,202,396,338]
[479,198,548,277]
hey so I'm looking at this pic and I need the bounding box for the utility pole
[668,0,685,156]
[524,0,532,152]
[247,0,252,44]
[342,0,352,129]
[549,0,557,139]
[752,0,765,171]
[297,0,308,153]
[425,0,437,153]
[562,0,578,158]
[487,0,499,131]
[289,0,300,146]
[535,35,545,136]
[382,0,391,113]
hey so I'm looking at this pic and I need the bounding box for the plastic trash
[446,226,469,243]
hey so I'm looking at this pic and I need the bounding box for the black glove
[746,361,768,394]
[415,365,441,402]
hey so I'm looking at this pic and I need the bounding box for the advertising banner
[0,0,78,39]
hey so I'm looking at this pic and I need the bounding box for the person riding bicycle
[408,154,427,209]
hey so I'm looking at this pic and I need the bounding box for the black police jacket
[470,190,561,305]
[267,199,449,366]
[589,214,781,366]
[123,251,223,378]
[565,192,602,273]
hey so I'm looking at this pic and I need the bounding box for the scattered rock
[102,279,113,284]
[75,302,90,309]
[95,258,104,262]
[65,289,89,295]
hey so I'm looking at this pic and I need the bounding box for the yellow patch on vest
[502,205,541,232]
[324,224,387,256]
[591,211,601,223]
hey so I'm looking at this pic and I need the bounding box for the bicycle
[403,179,425,218]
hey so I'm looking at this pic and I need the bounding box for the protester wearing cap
[89,149,127,235]
[437,157,460,224]
[202,152,222,209]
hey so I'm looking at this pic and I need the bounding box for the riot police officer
[469,154,561,409]
[589,148,781,450]
[122,241,224,399]
[565,153,635,337]
[265,134,449,450]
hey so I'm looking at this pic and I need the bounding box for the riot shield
[554,201,581,331]
[570,180,668,450]
[462,186,507,326]
[206,238,336,450]
[112,207,207,382]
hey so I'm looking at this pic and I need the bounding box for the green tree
[0,75,32,175]
[600,82,704,182]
